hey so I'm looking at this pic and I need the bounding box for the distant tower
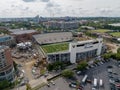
[34,15,39,23]
[0,46,14,81]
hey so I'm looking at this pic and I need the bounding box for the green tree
[47,64,54,71]
[0,80,10,89]
[117,47,120,53]
[26,83,32,90]
[77,61,88,71]
[47,62,65,71]
[102,53,112,60]
[62,69,74,78]
[115,53,120,60]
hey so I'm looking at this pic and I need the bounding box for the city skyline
[0,0,120,18]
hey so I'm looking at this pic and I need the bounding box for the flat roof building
[0,35,16,47]
[43,21,79,30]
[9,29,40,42]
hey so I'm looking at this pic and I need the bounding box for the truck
[99,79,103,87]
[82,75,88,83]
[93,78,97,87]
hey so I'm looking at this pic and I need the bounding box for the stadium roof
[33,32,73,45]
[9,29,37,35]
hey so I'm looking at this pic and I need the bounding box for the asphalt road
[40,78,74,90]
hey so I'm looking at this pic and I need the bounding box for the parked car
[92,87,96,90]
[20,81,25,86]
[69,82,77,88]
[47,83,50,87]
[50,80,55,85]
[86,79,92,83]
[76,71,81,75]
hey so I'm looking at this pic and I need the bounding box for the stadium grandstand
[33,32,73,45]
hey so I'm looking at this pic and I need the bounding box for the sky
[0,0,120,18]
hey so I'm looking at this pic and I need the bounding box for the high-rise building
[0,46,14,81]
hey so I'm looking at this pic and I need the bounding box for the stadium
[33,32,104,63]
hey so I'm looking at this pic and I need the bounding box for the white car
[50,80,55,85]
[86,66,90,70]
[91,65,94,68]
[100,62,103,64]
[21,70,25,73]
[70,84,76,88]
[76,71,81,75]
[108,69,112,73]
[92,87,96,90]
[109,79,115,83]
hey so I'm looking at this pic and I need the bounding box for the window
[0,72,5,76]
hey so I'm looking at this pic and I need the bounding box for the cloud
[22,0,49,2]
[0,0,120,17]
[44,1,61,16]
[99,8,113,13]
[22,0,35,2]
[41,0,49,2]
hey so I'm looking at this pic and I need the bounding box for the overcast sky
[0,0,120,18]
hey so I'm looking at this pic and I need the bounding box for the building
[43,21,79,30]
[0,35,16,47]
[81,26,95,30]
[69,38,103,63]
[41,38,104,63]
[33,32,73,45]
[9,29,40,43]
[0,46,14,81]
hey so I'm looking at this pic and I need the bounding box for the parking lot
[40,77,74,90]
[76,59,120,90]
[40,59,120,90]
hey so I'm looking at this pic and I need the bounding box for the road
[40,78,74,90]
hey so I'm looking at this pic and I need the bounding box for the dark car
[47,83,50,87]
[86,79,92,83]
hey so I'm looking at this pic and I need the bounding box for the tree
[62,69,74,78]
[47,62,65,71]
[77,61,88,71]
[26,83,32,90]
[115,53,120,60]
[47,64,54,71]
[102,53,112,60]
[0,80,10,89]
[117,47,120,53]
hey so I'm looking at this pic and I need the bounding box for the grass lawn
[90,29,110,33]
[41,42,69,53]
[110,32,120,37]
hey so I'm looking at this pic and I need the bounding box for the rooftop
[0,45,9,51]
[0,35,13,42]
[33,32,73,45]
[41,42,69,53]
[71,38,103,45]
[9,29,37,35]
[89,29,110,33]
[109,23,120,27]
